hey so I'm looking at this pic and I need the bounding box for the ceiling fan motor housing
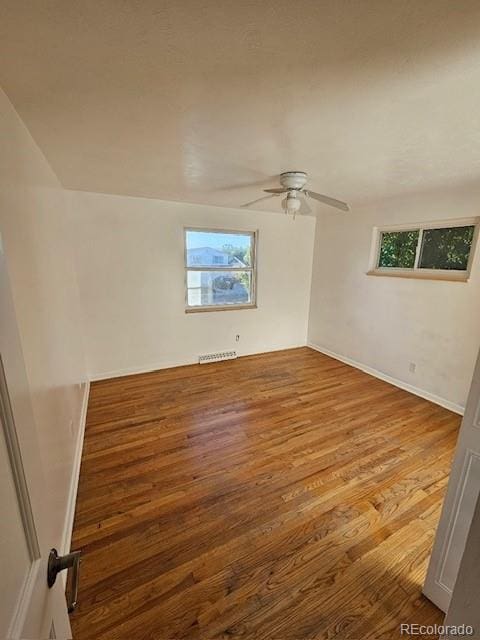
[280,171,308,190]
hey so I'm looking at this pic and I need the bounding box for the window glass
[378,230,419,268]
[187,271,252,307]
[186,230,252,268]
[419,225,474,270]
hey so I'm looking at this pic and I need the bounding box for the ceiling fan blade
[241,193,279,208]
[305,190,350,212]
[299,197,312,216]
[215,175,279,192]
[264,188,289,194]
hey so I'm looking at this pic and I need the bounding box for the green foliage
[222,242,251,288]
[222,243,251,267]
[238,272,249,288]
[378,230,419,268]
[213,272,251,291]
[419,226,474,270]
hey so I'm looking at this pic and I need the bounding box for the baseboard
[307,342,464,416]
[89,356,198,382]
[89,343,307,382]
[60,380,90,561]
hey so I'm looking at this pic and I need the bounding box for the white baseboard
[307,342,464,416]
[60,380,90,559]
[89,343,306,382]
[89,356,198,382]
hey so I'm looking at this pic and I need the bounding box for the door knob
[47,548,82,613]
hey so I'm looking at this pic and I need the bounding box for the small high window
[369,219,478,281]
[184,228,257,311]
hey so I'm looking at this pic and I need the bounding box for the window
[369,218,478,281]
[184,228,257,311]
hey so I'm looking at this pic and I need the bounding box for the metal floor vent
[199,350,237,364]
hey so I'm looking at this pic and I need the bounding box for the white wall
[308,187,480,412]
[69,190,316,379]
[0,88,88,550]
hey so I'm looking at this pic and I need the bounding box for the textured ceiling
[1,0,480,213]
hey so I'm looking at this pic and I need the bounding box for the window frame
[184,226,258,313]
[367,217,479,282]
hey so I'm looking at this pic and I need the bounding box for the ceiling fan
[242,171,349,218]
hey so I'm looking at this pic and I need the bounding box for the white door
[442,492,480,637]
[424,347,480,612]
[0,241,72,639]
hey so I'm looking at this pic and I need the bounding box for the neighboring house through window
[184,228,257,311]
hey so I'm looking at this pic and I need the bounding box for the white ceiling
[1,0,480,214]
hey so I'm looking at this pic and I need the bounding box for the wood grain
[70,347,459,639]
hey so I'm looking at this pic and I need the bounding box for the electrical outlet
[409,362,416,373]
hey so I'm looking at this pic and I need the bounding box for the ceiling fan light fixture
[241,171,349,215]
[283,194,302,216]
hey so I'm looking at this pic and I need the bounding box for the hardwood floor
[70,347,460,639]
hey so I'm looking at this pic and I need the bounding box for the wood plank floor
[70,347,460,640]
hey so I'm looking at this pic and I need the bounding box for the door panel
[0,239,71,639]
[0,419,31,635]
[442,492,480,636]
[439,450,480,590]
[423,349,480,612]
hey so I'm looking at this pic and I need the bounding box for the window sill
[185,303,258,313]
[366,269,469,282]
